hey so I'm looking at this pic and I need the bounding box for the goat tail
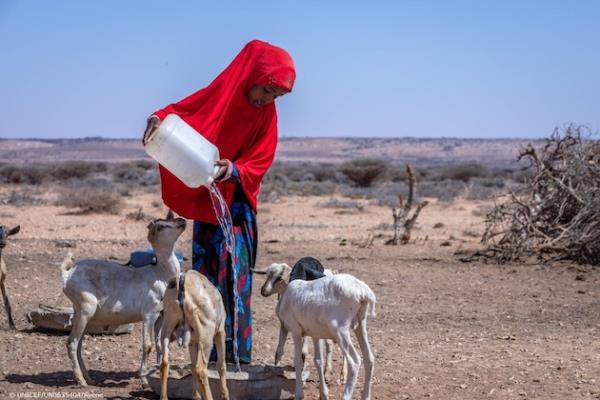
[365,286,376,318]
[358,283,376,319]
[59,252,75,282]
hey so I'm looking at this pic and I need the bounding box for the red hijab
[152,40,295,223]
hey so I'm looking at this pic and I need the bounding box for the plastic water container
[144,114,220,188]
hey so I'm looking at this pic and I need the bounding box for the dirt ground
[0,184,599,399]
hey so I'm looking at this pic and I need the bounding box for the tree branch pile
[478,125,600,264]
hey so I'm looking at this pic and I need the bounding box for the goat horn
[166,209,175,219]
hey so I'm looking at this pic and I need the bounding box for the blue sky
[0,1,598,139]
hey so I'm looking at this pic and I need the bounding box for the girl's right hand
[142,115,161,145]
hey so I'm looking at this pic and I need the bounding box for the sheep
[255,262,376,400]
[159,271,229,400]
[0,224,20,330]
[61,212,185,387]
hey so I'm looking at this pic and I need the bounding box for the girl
[144,40,295,364]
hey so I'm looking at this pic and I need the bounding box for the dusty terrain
[0,182,599,400]
[0,137,537,168]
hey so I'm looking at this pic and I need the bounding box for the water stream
[208,182,241,370]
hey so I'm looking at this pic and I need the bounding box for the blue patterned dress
[192,166,256,364]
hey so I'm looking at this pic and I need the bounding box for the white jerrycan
[144,114,220,188]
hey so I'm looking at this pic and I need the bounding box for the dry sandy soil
[0,184,599,400]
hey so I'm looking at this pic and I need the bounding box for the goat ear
[147,221,155,230]
[8,225,20,236]
[166,209,174,220]
[251,268,267,275]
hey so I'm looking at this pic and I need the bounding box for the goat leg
[154,312,164,365]
[292,333,305,400]
[0,276,15,329]
[337,330,361,400]
[215,322,229,400]
[192,340,213,400]
[160,318,177,400]
[140,314,159,389]
[274,322,288,366]
[67,304,96,386]
[354,319,374,400]
[324,339,334,383]
[313,338,329,400]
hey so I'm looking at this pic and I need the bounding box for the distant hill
[0,137,542,168]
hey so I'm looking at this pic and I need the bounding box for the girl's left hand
[214,159,233,182]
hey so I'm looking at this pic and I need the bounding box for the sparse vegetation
[126,207,148,221]
[55,187,123,214]
[1,156,520,204]
[317,199,365,211]
[340,158,389,187]
[0,190,45,206]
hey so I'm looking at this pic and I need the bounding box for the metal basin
[26,304,133,334]
[147,362,309,400]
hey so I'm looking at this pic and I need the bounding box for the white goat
[273,260,346,385]
[61,213,185,387]
[159,271,229,400]
[256,263,376,400]
[0,224,20,330]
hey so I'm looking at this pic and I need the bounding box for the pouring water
[208,182,235,254]
[143,114,242,369]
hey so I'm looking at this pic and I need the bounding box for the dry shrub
[126,207,148,221]
[477,125,600,265]
[50,161,105,180]
[56,187,123,214]
[0,161,109,184]
[111,162,160,186]
[435,163,488,182]
[340,158,388,187]
[419,180,467,202]
[0,164,48,184]
[317,199,364,211]
[267,162,345,183]
[0,190,45,206]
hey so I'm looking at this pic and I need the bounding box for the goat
[278,257,346,384]
[256,262,376,400]
[160,271,229,400]
[0,224,20,330]
[61,212,185,387]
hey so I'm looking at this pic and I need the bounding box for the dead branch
[386,164,429,245]
[472,125,600,265]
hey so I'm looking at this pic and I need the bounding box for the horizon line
[0,135,550,141]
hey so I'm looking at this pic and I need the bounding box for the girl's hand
[214,159,233,182]
[142,116,161,145]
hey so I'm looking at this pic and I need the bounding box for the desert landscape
[0,138,599,400]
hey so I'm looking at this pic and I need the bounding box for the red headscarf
[152,40,295,223]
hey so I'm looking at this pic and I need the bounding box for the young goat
[256,262,376,400]
[62,213,185,387]
[160,271,229,400]
[278,257,346,384]
[0,225,20,330]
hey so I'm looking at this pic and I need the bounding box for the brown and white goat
[159,270,229,400]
